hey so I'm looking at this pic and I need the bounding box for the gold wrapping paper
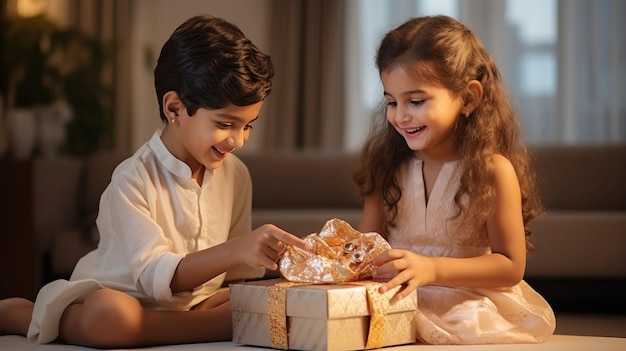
[230,279,417,351]
[280,218,391,283]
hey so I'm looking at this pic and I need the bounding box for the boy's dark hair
[154,14,274,122]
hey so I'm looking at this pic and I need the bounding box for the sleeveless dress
[388,158,556,344]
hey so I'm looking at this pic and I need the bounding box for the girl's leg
[59,288,232,348]
[0,298,34,335]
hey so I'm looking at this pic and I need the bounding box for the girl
[354,15,556,344]
[0,15,309,348]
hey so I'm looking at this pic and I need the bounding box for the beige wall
[129,0,272,152]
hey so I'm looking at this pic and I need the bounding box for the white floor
[1,313,624,351]
[1,335,625,351]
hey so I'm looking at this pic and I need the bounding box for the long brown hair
[353,16,542,250]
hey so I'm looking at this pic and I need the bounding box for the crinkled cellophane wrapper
[279,218,391,283]
[231,219,416,351]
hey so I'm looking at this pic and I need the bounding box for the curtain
[263,0,345,151]
[344,0,625,147]
[461,0,625,145]
[557,0,626,144]
[67,0,132,154]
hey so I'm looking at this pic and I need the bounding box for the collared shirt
[70,130,263,310]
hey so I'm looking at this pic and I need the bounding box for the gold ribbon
[267,281,302,350]
[350,281,389,349]
[266,280,388,350]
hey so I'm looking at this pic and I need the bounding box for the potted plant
[2,14,114,159]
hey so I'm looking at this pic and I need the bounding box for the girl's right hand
[233,224,310,270]
[371,249,436,302]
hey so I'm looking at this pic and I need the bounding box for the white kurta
[27,131,264,344]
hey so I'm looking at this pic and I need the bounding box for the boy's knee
[78,289,143,347]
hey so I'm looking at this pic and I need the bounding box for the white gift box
[230,278,416,351]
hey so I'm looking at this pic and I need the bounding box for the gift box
[230,278,416,351]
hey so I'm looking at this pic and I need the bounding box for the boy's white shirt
[70,130,263,310]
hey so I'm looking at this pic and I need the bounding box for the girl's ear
[163,91,182,121]
[463,80,483,115]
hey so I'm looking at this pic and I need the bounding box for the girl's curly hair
[353,15,542,251]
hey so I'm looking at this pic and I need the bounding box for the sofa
[32,145,624,315]
[523,146,626,314]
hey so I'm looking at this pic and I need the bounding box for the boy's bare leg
[59,288,232,348]
[0,298,34,335]
[192,289,229,310]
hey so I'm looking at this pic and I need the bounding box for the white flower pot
[7,107,38,160]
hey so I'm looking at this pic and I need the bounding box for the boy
[0,14,309,348]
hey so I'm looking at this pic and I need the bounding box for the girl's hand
[234,224,310,270]
[371,249,435,302]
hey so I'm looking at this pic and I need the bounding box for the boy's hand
[236,224,310,270]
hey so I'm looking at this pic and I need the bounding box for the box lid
[230,278,416,320]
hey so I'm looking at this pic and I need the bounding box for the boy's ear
[163,91,182,119]
[463,80,483,114]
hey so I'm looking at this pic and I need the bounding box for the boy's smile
[184,103,262,171]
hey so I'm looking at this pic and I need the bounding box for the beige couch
[527,146,626,277]
[44,146,626,313]
[241,147,626,294]
[522,146,626,314]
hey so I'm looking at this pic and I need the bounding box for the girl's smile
[402,125,427,138]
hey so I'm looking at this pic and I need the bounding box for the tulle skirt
[414,281,556,344]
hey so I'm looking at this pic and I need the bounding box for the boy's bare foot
[0,298,34,336]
